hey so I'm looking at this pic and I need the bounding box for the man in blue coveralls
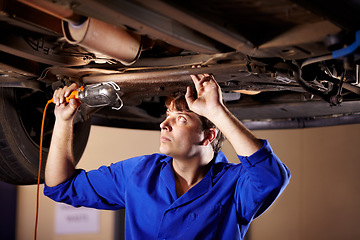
[44,68,290,239]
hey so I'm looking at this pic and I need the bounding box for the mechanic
[44,68,290,239]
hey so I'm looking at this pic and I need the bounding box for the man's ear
[202,128,217,146]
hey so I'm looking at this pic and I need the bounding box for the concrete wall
[16,124,360,240]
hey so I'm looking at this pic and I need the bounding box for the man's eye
[177,116,187,123]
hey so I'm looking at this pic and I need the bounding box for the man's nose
[160,118,172,131]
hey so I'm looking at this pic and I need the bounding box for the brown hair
[165,91,226,152]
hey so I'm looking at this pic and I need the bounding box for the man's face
[159,102,205,160]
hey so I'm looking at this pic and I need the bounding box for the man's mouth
[160,136,171,142]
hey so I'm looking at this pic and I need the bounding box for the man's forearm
[45,119,76,187]
[208,105,263,156]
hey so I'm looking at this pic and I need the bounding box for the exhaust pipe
[19,0,142,65]
[17,0,83,23]
[62,18,142,65]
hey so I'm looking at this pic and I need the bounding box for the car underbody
[0,0,360,184]
[1,0,360,130]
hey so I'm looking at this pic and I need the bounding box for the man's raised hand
[186,65,224,118]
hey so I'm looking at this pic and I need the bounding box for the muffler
[62,17,142,65]
[19,0,142,65]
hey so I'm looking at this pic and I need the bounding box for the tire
[0,87,91,185]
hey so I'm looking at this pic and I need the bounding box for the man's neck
[172,152,214,198]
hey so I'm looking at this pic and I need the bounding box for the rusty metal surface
[18,0,81,23]
[82,63,248,84]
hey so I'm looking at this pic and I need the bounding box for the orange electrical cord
[34,99,52,240]
[35,89,82,240]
